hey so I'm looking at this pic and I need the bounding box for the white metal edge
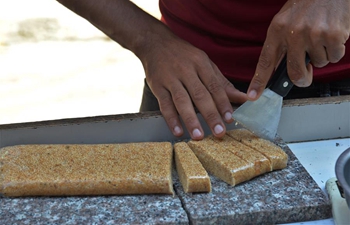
[0,100,349,148]
[278,101,350,142]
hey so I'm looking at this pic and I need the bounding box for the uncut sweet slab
[0,142,174,196]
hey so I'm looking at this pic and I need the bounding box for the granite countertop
[174,140,331,224]
[0,139,331,225]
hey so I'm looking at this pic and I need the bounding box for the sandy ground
[0,0,160,124]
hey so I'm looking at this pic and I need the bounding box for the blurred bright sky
[0,0,160,124]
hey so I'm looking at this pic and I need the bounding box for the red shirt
[159,0,350,83]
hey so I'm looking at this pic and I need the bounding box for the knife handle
[268,54,311,97]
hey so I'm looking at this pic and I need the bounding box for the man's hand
[140,32,248,140]
[56,0,248,140]
[247,0,350,100]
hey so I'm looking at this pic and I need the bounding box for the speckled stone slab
[0,195,188,224]
[0,139,331,224]
[173,140,332,225]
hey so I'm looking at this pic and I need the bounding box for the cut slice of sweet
[207,135,272,176]
[226,129,288,170]
[188,138,255,186]
[174,142,211,193]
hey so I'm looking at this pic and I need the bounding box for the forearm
[56,0,170,59]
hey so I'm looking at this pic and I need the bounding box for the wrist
[132,23,175,62]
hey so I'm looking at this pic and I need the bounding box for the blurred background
[0,0,160,124]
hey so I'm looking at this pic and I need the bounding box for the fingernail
[214,124,224,135]
[173,126,182,135]
[248,90,257,99]
[192,128,202,139]
[224,112,232,122]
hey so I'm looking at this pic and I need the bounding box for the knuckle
[215,101,228,112]
[270,15,288,32]
[291,23,304,34]
[182,115,197,127]
[312,60,328,68]
[328,46,345,63]
[157,94,175,112]
[329,54,344,63]
[323,28,348,48]
[251,76,266,89]
[332,28,348,39]
[207,80,222,94]
[327,33,342,44]
[257,53,273,71]
[203,111,219,124]
[310,55,328,68]
[309,28,323,41]
[191,49,208,64]
[156,91,171,102]
[192,86,208,101]
[158,97,173,111]
[223,79,235,90]
[172,89,188,104]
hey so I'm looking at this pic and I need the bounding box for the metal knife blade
[232,54,311,141]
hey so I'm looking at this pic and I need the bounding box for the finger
[307,30,345,67]
[308,37,345,65]
[286,50,313,87]
[156,86,184,137]
[325,44,346,63]
[308,38,329,68]
[169,81,205,140]
[210,61,248,105]
[225,82,249,104]
[203,62,237,123]
[283,28,313,87]
[183,75,226,138]
[247,43,280,100]
[324,29,348,63]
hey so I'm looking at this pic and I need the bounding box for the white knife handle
[326,177,350,225]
